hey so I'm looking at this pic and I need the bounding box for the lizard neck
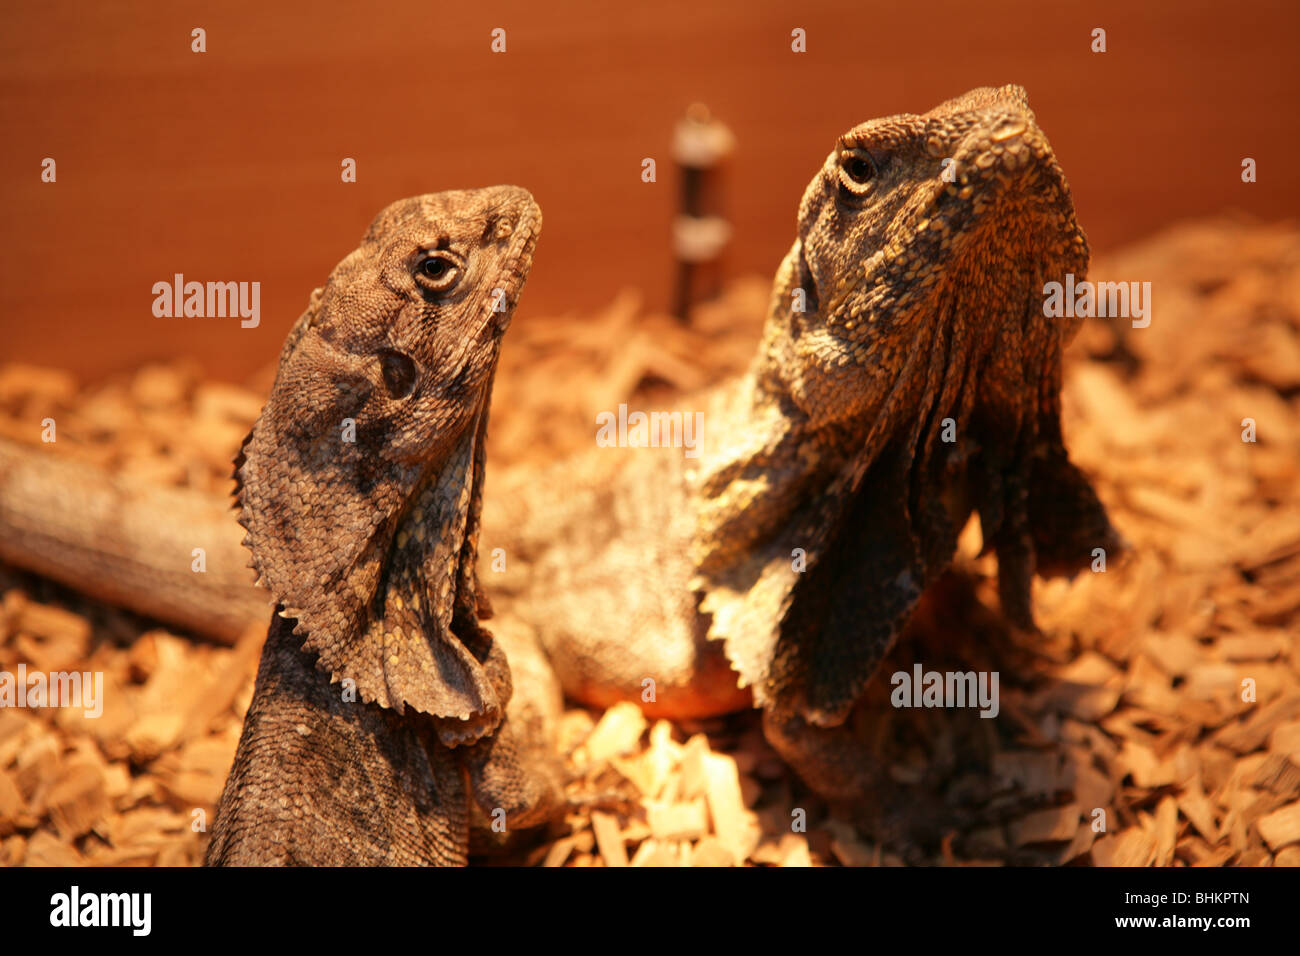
[689,238,902,577]
[687,233,1040,715]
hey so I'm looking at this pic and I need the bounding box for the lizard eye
[837,149,878,196]
[414,252,462,294]
[380,349,418,399]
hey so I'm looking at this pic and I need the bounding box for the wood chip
[778,833,812,867]
[630,838,687,867]
[124,712,185,762]
[0,364,77,404]
[1041,652,1124,721]
[1069,758,1115,812]
[1270,720,1300,760]
[1091,827,1157,867]
[702,751,755,863]
[574,702,646,768]
[1217,633,1287,661]
[1153,795,1179,867]
[1274,846,1300,867]
[689,835,736,867]
[44,760,107,839]
[542,836,577,867]
[1255,801,1300,851]
[1059,823,1097,864]
[1118,740,1177,788]
[1177,779,1220,842]
[590,811,628,867]
[14,599,91,650]
[677,733,710,799]
[24,829,84,866]
[556,710,595,755]
[646,798,708,842]
[1142,635,1205,677]
[0,770,28,834]
[178,622,264,742]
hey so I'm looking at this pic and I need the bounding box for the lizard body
[204,187,561,865]
[0,87,1118,811]
[486,85,1119,797]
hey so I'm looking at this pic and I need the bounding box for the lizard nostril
[991,119,1026,143]
[481,215,514,243]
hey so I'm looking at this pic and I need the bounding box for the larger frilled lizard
[0,87,1118,814]
[486,84,1121,797]
[204,187,562,864]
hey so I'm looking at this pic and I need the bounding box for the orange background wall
[1,0,1295,382]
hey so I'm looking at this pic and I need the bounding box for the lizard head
[235,187,540,743]
[767,83,1089,429]
[701,87,1120,726]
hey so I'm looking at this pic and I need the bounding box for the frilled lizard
[487,85,1120,798]
[203,188,562,865]
[0,87,1118,812]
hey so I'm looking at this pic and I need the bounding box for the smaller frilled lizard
[204,188,562,866]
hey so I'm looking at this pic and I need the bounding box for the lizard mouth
[934,111,1085,278]
[480,198,542,338]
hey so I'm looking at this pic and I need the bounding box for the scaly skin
[205,188,562,865]
[485,85,1121,799]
